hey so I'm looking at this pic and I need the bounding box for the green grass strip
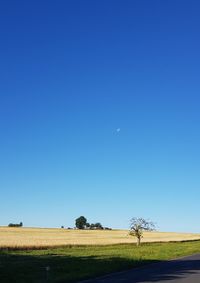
[1,241,200,283]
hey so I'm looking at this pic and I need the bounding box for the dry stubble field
[1,227,200,249]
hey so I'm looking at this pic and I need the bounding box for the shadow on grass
[1,251,200,283]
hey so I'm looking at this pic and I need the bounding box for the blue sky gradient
[1,0,200,232]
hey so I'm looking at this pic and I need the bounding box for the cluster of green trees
[75,216,111,230]
[8,222,23,227]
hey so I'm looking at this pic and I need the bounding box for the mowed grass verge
[1,241,200,283]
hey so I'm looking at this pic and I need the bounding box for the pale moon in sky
[116,128,121,132]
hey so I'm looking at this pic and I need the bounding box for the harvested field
[0,227,200,249]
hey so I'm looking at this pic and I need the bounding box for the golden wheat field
[0,227,200,249]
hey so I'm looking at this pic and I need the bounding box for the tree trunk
[136,237,141,246]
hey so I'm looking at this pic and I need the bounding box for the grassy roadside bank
[1,241,200,283]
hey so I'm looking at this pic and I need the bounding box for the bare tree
[129,217,155,246]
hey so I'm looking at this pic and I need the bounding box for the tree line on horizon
[75,216,112,230]
[8,222,23,227]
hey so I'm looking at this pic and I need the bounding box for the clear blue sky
[1,0,200,232]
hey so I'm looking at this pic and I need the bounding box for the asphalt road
[81,253,200,283]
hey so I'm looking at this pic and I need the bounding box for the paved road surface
[81,253,200,283]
